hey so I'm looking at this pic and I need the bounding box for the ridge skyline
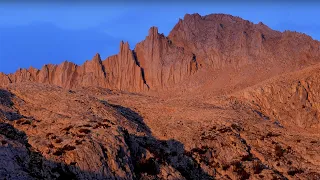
[2,13,319,75]
[1,12,320,94]
[1,5,320,74]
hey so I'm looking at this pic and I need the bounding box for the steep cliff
[0,43,148,92]
[134,27,197,89]
[1,13,320,93]
[103,41,149,92]
[169,13,320,69]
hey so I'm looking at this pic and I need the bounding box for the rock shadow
[109,103,152,135]
[0,122,128,180]
[122,129,214,180]
[112,102,214,179]
[0,89,24,121]
[0,88,214,179]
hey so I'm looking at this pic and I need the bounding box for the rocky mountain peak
[1,13,320,93]
[148,26,159,37]
[92,53,102,62]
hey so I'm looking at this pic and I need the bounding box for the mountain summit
[1,13,320,93]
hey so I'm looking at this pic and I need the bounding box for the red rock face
[1,43,146,92]
[103,41,149,92]
[134,27,196,89]
[169,13,320,69]
[1,13,320,92]
[0,72,11,86]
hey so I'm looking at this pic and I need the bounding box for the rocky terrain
[1,13,320,93]
[1,13,320,180]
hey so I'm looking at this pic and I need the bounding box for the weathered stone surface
[134,27,197,89]
[3,13,320,92]
[237,64,320,129]
[169,13,320,69]
[103,41,149,92]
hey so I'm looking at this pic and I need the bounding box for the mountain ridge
[1,13,320,94]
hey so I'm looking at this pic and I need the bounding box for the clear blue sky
[0,2,320,73]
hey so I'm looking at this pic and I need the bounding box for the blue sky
[1,2,320,73]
